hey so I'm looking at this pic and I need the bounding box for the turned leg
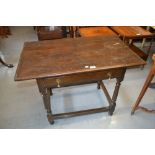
[42,88,54,124]
[0,57,13,68]
[108,78,122,115]
[109,69,126,115]
[97,81,101,89]
[99,73,125,116]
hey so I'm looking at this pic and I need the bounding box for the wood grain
[110,26,154,39]
[15,36,145,81]
[79,26,117,37]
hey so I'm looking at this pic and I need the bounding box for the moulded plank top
[15,36,145,81]
[110,26,154,39]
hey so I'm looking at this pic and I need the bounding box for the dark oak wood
[78,26,133,75]
[53,107,110,120]
[131,54,155,115]
[15,36,145,124]
[36,68,124,89]
[42,87,54,124]
[36,68,126,124]
[15,36,145,81]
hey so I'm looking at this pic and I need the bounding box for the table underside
[37,67,126,124]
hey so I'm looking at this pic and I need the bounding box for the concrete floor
[0,26,155,129]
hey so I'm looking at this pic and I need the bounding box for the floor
[0,26,155,129]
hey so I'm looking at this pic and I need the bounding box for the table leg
[109,78,122,115]
[36,80,43,94]
[97,70,126,116]
[36,69,126,124]
[110,69,126,115]
[42,88,54,124]
[97,81,101,89]
[36,79,54,124]
[50,88,53,95]
[0,56,13,68]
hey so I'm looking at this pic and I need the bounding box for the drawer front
[37,30,64,41]
[37,68,124,88]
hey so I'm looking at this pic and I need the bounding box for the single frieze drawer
[37,68,124,88]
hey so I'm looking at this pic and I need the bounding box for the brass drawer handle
[56,79,61,88]
[107,72,111,80]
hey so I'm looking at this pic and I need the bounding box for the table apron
[37,68,124,89]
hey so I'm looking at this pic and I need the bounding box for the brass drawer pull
[56,79,61,88]
[107,72,111,80]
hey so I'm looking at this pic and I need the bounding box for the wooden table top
[79,27,117,37]
[15,36,145,81]
[110,26,154,39]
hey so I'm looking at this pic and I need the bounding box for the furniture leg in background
[69,26,79,38]
[141,26,150,48]
[0,26,14,68]
[131,54,155,115]
[0,56,13,68]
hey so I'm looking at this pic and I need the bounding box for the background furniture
[79,26,117,37]
[110,26,154,61]
[110,26,153,41]
[0,26,13,68]
[131,54,155,114]
[141,26,155,48]
[68,26,117,38]
[35,26,67,41]
[68,26,80,38]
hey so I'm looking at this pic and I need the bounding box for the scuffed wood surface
[15,36,145,81]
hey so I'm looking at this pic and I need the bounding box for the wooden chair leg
[131,68,155,115]
[0,56,14,68]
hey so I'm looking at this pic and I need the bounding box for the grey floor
[0,26,155,129]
